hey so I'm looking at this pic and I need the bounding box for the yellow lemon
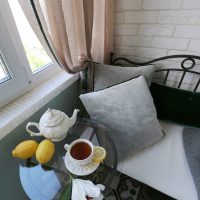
[93,146,106,163]
[36,139,55,164]
[12,140,38,159]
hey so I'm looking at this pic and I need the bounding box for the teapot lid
[40,108,65,127]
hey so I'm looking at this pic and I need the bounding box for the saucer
[64,154,100,176]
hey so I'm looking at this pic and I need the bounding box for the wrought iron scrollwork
[181,58,195,70]
[110,53,200,92]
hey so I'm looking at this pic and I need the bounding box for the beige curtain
[19,0,113,73]
[91,0,113,64]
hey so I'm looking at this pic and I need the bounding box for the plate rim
[64,153,100,176]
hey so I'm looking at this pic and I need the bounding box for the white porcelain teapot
[26,108,80,142]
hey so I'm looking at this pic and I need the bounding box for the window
[8,0,52,73]
[0,0,60,108]
[0,54,10,84]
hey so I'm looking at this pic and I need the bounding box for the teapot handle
[64,144,70,151]
[26,122,42,137]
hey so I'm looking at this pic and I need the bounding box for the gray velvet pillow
[80,76,163,161]
[94,63,155,91]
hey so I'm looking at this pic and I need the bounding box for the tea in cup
[64,139,94,166]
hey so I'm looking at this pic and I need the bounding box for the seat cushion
[118,120,198,200]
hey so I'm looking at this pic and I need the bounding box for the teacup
[64,139,94,166]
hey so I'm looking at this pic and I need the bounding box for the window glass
[0,54,10,84]
[8,0,52,73]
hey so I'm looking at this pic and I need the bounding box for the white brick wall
[134,47,167,58]
[121,36,152,46]
[188,40,200,52]
[158,10,200,24]
[183,0,200,9]
[115,0,141,11]
[114,0,200,60]
[139,25,173,36]
[152,37,189,50]
[124,11,158,23]
[142,0,182,10]
[114,12,124,23]
[175,25,200,38]
[114,24,138,35]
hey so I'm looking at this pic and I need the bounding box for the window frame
[0,0,61,108]
[0,53,11,84]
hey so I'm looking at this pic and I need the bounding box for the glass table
[19,118,118,200]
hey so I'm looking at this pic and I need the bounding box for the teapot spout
[69,109,80,127]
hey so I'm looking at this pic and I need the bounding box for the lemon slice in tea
[93,146,106,163]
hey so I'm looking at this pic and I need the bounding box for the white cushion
[118,120,198,200]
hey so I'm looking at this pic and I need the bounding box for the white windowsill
[0,71,79,140]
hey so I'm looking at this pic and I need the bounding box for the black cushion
[150,82,200,128]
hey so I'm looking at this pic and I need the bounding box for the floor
[86,164,176,200]
[105,173,175,200]
[60,164,176,200]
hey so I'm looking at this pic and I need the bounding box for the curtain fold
[18,0,113,73]
[91,0,113,64]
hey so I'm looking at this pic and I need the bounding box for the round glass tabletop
[19,118,118,200]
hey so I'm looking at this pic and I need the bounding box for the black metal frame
[110,53,200,92]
